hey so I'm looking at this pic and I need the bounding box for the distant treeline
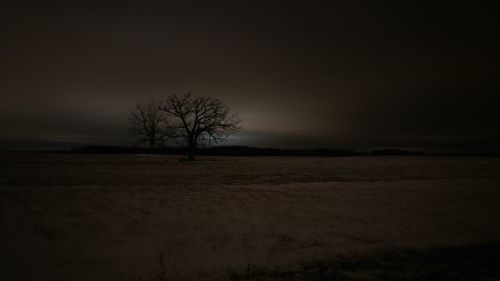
[67,145,500,157]
[70,145,356,156]
[69,145,432,156]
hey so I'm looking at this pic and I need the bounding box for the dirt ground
[1,153,500,280]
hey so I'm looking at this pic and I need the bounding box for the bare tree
[162,93,241,160]
[129,100,168,149]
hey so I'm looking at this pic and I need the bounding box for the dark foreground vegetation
[229,243,500,281]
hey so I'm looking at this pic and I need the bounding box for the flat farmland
[1,153,500,280]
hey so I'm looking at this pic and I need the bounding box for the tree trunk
[187,138,196,161]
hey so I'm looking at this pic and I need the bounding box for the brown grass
[1,153,500,280]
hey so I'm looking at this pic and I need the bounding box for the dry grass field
[1,153,500,280]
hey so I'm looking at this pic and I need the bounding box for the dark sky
[1,1,499,151]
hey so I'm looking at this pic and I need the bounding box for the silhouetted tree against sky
[162,94,241,160]
[129,100,167,149]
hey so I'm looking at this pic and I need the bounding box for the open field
[1,153,500,280]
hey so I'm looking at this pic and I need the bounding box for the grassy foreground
[2,154,500,280]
